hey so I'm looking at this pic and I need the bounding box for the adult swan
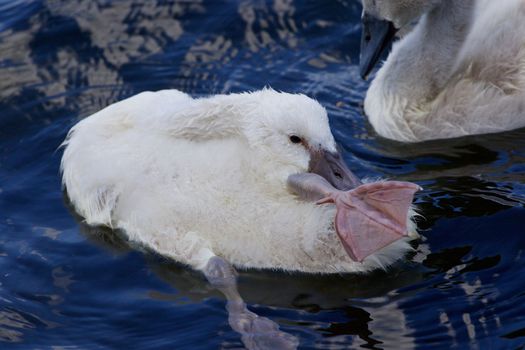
[360,0,525,142]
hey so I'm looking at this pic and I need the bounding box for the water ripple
[0,0,524,349]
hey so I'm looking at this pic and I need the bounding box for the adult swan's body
[360,0,525,142]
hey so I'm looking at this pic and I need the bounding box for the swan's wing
[166,93,248,141]
[67,89,245,142]
[333,181,420,262]
[61,89,248,226]
[61,89,195,225]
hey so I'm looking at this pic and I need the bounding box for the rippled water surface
[1,1,525,349]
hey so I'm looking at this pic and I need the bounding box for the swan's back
[62,88,416,273]
[61,90,193,225]
[61,90,344,272]
[364,0,525,142]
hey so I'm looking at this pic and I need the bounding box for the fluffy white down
[61,89,416,274]
[364,0,525,142]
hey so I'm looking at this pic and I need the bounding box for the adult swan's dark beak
[359,11,398,79]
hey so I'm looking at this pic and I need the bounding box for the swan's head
[234,89,419,264]
[359,0,441,78]
[240,89,360,191]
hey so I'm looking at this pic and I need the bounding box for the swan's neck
[364,0,475,140]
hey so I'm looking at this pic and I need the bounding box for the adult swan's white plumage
[61,89,419,275]
[360,0,525,142]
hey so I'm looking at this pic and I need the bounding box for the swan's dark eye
[289,135,302,144]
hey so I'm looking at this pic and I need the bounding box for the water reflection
[80,213,524,349]
[1,0,525,348]
[78,217,425,349]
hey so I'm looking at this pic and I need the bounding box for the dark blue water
[1,1,525,348]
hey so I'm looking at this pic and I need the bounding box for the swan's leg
[202,255,299,350]
[128,230,297,348]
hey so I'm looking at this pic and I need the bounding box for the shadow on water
[364,127,525,180]
[79,226,425,349]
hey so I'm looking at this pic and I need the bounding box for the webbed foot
[203,256,298,349]
[203,255,238,287]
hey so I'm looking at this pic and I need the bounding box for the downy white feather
[62,89,416,273]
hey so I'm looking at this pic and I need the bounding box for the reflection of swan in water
[76,218,425,349]
[77,211,523,349]
[360,0,525,142]
[61,89,420,348]
[74,188,521,348]
[359,130,525,228]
